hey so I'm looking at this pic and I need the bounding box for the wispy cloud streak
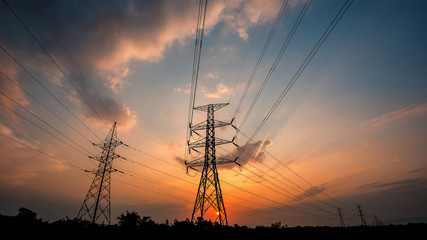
[361,102,427,129]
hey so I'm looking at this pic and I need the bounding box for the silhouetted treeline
[1,208,426,239]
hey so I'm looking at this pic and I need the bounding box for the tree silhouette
[17,207,39,224]
[117,210,141,229]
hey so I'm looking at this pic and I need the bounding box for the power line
[0,131,194,212]
[28,0,113,122]
[229,166,336,216]
[0,132,85,171]
[123,156,197,186]
[112,178,191,204]
[227,0,267,103]
[119,143,338,221]
[0,46,101,141]
[221,178,335,220]
[236,0,312,136]
[217,144,337,217]
[256,160,338,209]
[0,101,89,156]
[241,0,356,211]
[185,0,209,164]
[113,132,337,221]
[264,148,355,211]
[232,0,289,120]
[0,90,94,155]
[249,0,354,140]
[1,131,192,208]
[232,121,355,211]
[0,71,96,144]
[115,165,193,195]
[2,0,109,129]
[226,0,356,211]
[122,142,184,171]
[243,133,354,211]
[1,129,333,223]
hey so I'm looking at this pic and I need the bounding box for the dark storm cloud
[0,0,203,130]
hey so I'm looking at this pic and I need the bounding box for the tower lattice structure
[77,122,122,224]
[186,103,239,225]
[357,204,367,226]
[337,206,345,227]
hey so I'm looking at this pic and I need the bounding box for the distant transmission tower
[186,103,239,225]
[77,122,122,224]
[337,206,345,227]
[357,204,367,226]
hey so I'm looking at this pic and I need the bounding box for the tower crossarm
[185,157,205,168]
[216,157,240,166]
[92,139,122,150]
[193,103,229,112]
[88,153,121,163]
[186,156,238,168]
[191,120,231,131]
[189,137,232,149]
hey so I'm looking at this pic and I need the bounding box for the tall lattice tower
[77,122,122,224]
[186,103,239,225]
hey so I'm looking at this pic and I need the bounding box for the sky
[1,0,427,227]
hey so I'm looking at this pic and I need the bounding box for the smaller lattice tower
[77,122,122,224]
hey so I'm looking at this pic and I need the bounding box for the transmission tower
[185,103,239,225]
[357,204,367,226]
[77,122,122,224]
[337,206,345,227]
[373,214,383,226]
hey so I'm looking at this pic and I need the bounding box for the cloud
[0,124,67,187]
[178,139,273,173]
[2,0,295,133]
[358,178,422,192]
[363,140,376,148]
[36,0,227,80]
[201,82,232,99]
[173,81,232,99]
[173,86,191,94]
[2,0,260,132]
[101,66,133,94]
[0,57,29,122]
[361,102,427,129]
[409,167,427,174]
[82,94,137,131]
[220,0,284,40]
[206,71,220,80]
[221,139,273,167]
[291,185,326,202]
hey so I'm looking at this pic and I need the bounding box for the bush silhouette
[17,207,39,224]
[117,210,141,229]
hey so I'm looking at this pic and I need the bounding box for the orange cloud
[221,139,273,167]
[361,102,427,129]
[0,124,68,187]
[202,82,232,99]
[0,59,29,122]
[221,0,284,40]
[84,102,137,132]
